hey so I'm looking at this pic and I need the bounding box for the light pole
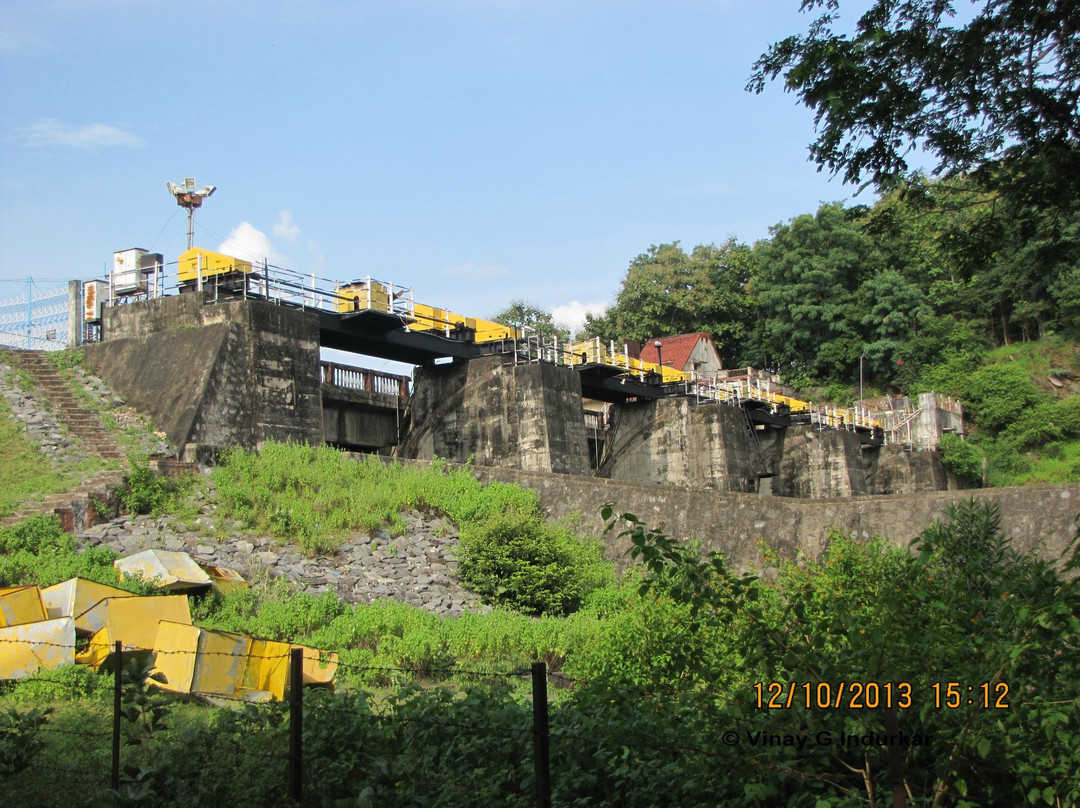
[167,177,216,249]
[859,351,867,403]
[654,340,664,380]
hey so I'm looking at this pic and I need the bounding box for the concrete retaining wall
[600,398,763,492]
[468,463,1079,573]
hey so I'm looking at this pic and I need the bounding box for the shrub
[938,432,985,485]
[0,514,74,554]
[118,462,186,516]
[457,513,613,616]
[0,706,52,777]
[959,362,1046,432]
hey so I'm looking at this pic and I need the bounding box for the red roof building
[639,333,722,377]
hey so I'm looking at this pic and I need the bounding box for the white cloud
[218,222,282,264]
[549,300,608,339]
[20,118,145,148]
[443,262,509,280]
[272,210,300,243]
[0,25,53,54]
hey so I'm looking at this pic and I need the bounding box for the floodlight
[167,177,217,249]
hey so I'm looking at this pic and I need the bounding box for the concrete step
[7,348,129,468]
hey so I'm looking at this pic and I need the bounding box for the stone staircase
[10,350,127,462]
[2,349,130,531]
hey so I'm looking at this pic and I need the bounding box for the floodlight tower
[166,177,216,249]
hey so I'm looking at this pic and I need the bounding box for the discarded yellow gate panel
[0,585,47,628]
[76,595,192,669]
[197,563,248,595]
[152,623,336,701]
[40,577,134,626]
[0,617,76,679]
[115,549,212,592]
[152,621,254,698]
[245,637,293,700]
[298,645,339,687]
[150,621,199,694]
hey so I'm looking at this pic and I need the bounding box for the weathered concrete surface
[397,356,590,475]
[599,398,764,492]
[84,295,322,457]
[867,444,956,495]
[322,385,404,451]
[772,425,869,498]
[468,463,1079,574]
[874,392,965,449]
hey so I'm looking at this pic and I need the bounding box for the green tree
[490,299,569,343]
[750,202,879,382]
[748,0,1080,207]
[583,240,754,365]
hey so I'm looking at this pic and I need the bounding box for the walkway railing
[321,362,411,397]
[89,257,885,436]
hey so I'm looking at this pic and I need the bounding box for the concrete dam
[73,288,1078,568]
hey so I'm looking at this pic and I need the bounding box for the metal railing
[321,362,411,397]
[88,259,888,437]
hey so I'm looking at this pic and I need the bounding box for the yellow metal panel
[0,618,76,679]
[471,318,520,343]
[407,303,451,332]
[246,638,292,700]
[298,645,339,686]
[0,586,47,628]
[193,628,249,696]
[41,578,133,623]
[115,549,212,592]
[150,620,200,694]
[178,248,252,283]
[336,281,390,313]
[197,563,248,595]
[75,595,193,669]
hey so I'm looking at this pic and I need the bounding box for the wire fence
[1,643,574,807]
[4,640,1079,807]
[0,280,70,351]
[0,637,769,807]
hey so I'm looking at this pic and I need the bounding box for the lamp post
[654,341,663,380]
[859,351,867,405]
[167,177,216,249]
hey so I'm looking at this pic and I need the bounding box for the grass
[0,395,109,518]
[211,444,544,555]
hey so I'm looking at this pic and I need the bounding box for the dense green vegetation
[2,494,1077,806]
[212,445,613,616]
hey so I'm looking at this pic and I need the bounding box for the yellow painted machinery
[178,247,253,291]
[408,304,522,342]
[336,279,391,313]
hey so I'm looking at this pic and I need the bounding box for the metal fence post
[289,647,304,805]
[532,662,551,808]
[25,278,33,349]
[112,640,123,791]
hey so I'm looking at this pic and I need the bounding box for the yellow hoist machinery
[178,247,253,293]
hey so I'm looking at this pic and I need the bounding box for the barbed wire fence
[4,640,643,808]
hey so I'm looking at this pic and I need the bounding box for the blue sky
[1,0,876,342]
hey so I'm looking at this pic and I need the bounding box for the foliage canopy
[748,0,1080,208]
